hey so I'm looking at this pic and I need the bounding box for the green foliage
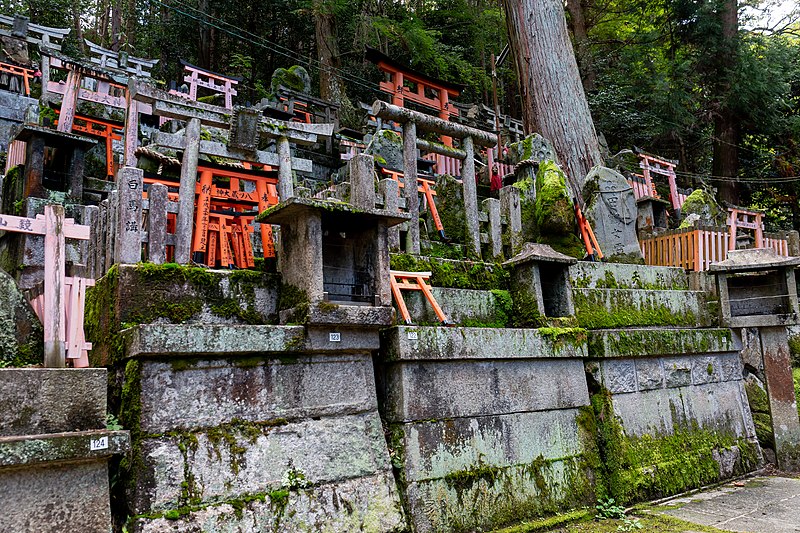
[595,498,625,520]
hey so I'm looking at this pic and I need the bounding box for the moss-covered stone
[583,389,759,504]
[0,268,43,366]
[435,174,466,244]
[270,65,311,94]
[389,254,509,291]
[679,189,724,227]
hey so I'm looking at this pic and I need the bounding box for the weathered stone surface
[573,287,709,329]
[134,472,405,533]
[381,358,588,421]
[138,355,377,433]
[137,413,393,511]
[0,269,42,366]
[680,188,724,226]
[0,430,129,467]
[588,328,734,358]
[506,133,557,166]
[611,380,754,438]
[600,359,636,393]
[582,166,642,261]
[0,461,112,533]
[366,129,404,171]
[691,355,721,385]
[635,359,664,391]
[404,454,591,533]
[125,324,305,358]
[719,353,743,381]
[402,287,504,326]
[382,326,587,362]
[0,368,106,436]
[400,409,585,482]
[663,357,693,388]
[270,65,312,94]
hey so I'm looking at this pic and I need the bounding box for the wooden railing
[640,226,790,271]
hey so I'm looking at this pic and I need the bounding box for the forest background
[2,0,799,229]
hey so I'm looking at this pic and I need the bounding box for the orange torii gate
[366,47,465,174]
[54,110,123,179]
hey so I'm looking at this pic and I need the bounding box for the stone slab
[573,287,710,328]
[381,358,589,421]
[404,454,591,533]
[136,412,393,511]
[569,261,689,290]
[125,324,306,358]
[138,355,378,433]
[588,328,734,358]
[382,326,587,362]
[402,287,503,326]
[133,471,405,533]
[0,460,112,533]
[0,430,129,468]
[610,380,755,439]
[660,475,800,533]
[0,368,107,436]
[399,408,586,483]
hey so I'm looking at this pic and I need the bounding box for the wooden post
[43,204,65,368]
[148,182,168,264]
[403,121,420,254]
[277,136,293,200]
[175,118,200,263]
[116,167,143,263]
[82,205,98,278]
[192,169,213,262]
[57,70,81,133]
[462,135,481,258]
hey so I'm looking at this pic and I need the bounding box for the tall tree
[313,0,345,103]
[711,0,739,203]
[502,0,603,197]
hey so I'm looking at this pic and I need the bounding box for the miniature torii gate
[123,81,333,264]
[372,100,497,257]
[84,39,158,79]
[0,205,91,368]
[172,59,240,109]
[0,14,70,91]
[638,153,683,212]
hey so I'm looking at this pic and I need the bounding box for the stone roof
[503,242,577,267]
[709,248,800,273]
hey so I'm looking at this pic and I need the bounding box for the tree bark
[198,0,212,68]
[314,0,345,104]
[712,0,739,204]
[502,0,602,200]
[565,0,595,91]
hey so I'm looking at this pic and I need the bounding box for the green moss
[534,161,576,236]
[490,509,592,533]
[538,327,588,348]
[573,290,699,329]
[795,368,800,420]
[585,389,759,504]
[389,254,509,291]
[511,290,546,328]
[789,336,800,368]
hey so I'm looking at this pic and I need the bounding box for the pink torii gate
[0,205,92,367]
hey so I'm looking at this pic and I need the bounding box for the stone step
[587,328,735,358]
[573,287,712,329]
[570,261,690,291]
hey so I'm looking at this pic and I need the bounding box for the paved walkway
[658,475,800,532]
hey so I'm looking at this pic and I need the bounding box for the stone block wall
[0,368,130,533]
[378,326,594,532]
[118,324,405,533]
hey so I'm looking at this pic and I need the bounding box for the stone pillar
[461,136,480,258]
[277,136,293,200]
[500,185,522,255]
[402,121,420,254]
[379,178,400,251]
[67,147,86,203]
[349,154,375,210]
[115,167,143,264]
[279,210,324,302]
[175,118,200,264]
[482,197,502,260]
[123,97,139,167]
[760,326,800,471]
[22,135,46,198]
[57,70,80,133]
[788,230,800,257]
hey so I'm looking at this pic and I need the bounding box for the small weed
[595,498,626,520]
[617,518,642,531]
[106,413,123,431]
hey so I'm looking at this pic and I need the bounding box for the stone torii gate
[372,100,497,257]
[125,80,334,263]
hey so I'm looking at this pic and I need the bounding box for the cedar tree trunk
[503,0,602,200]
